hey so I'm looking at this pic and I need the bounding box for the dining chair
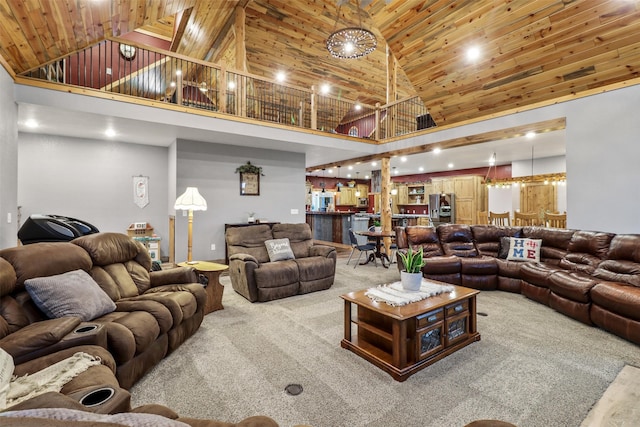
[545,212,567,228]
[476,210,489,225]
[488,211,511,226]
[513,211,538,226]
[347,228,377,268]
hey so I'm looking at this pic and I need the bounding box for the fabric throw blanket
[5,352,101,409]
[0,408,191,427]
[366,280,455,306]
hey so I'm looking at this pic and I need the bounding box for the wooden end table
[178,261,228,315]
[340,283,480,381]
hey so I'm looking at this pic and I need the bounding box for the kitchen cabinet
[356,184,369,197]
[337,187,357,206]
[432,178,454,195]
[407,184,426,205]
[396,184,408,205]
[452,176,484,225]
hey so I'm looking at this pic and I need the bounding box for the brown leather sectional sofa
[395,224,640,346]
[0,232,279,426]
[226,223,337,302]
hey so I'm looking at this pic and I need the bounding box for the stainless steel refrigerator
[429,193,455,225]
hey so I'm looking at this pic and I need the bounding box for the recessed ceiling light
[355,104,362,111]
[170,81,176,87]
[401,156,407,162]
[467,46,481,61]
[176,70,182,76]
[433,147,441,154]
[24,119,38,128]
[105,128,116,137]
[348,165,353,170]
[371,161,377,167]
[448,163,454,169]
[526,131,536,139]
[347,173,351,178]
[365,175,369,179]
[320,84,330,94]
[418,166,424,172]
[228,81,236,90]
[276,71,286,82]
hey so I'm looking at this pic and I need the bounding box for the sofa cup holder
[74,324,99,334]
[79,387,115,407]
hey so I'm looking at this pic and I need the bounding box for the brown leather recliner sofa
[0,232,206,389]
[226,223,337,302]
[395,224,640,346]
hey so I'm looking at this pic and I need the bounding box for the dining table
[355,229,396,268]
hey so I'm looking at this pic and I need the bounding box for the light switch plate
[291,209,299,214]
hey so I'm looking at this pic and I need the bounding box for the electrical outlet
[210,244,215,251]
[106,67,112,75]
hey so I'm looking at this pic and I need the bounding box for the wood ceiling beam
[170,7,194,52]
[204,0,250,62]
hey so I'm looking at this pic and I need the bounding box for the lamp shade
[174,187,207,211]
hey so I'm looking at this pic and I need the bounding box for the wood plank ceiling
[1,0,639,128]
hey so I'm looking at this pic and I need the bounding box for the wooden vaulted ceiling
[1,0,639,128]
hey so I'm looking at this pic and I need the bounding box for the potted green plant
[373,219,381,232]
[398,246,425,291]
[247,212,256,223]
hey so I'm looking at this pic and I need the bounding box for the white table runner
[365,280,455,306]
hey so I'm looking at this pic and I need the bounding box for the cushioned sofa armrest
[229,253,259,264]
[309,244,336,258]
[150,267,198,287]
[13,345,116,378]
[2,391,88,412]
[0,317,82,362]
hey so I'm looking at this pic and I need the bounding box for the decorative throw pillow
[498,236,511,259]
[0,348,14,410]
[506,237,542,262]
[264,238,295,262]
[25,269,116,321]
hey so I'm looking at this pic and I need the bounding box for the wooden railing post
[375,102,380,140]
[219,66,227,113]
[176,70,183,105]
[310,85,317,130]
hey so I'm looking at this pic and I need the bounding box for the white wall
[18,133,170,253]
[175,140,306,262]
[0,66,18,248]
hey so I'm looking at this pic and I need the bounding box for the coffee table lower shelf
[340,284,481,382]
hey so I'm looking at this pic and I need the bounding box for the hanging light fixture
[355,171,361,197]
[321,168,326,193]
[326,0,377,59]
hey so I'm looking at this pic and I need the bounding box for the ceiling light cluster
[486,173,567,188]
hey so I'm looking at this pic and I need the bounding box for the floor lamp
[174,187,207,262]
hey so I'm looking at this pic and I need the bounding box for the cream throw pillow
[506,237,542,262]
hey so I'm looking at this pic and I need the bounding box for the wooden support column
[386,45,398,138]
[381,157,392,255]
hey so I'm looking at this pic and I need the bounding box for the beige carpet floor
[131,254,640,426]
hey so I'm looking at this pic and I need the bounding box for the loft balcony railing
[18,38,435,141]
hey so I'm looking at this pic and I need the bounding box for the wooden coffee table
[340,283,480,381]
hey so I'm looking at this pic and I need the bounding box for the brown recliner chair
[226,223,336,302]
